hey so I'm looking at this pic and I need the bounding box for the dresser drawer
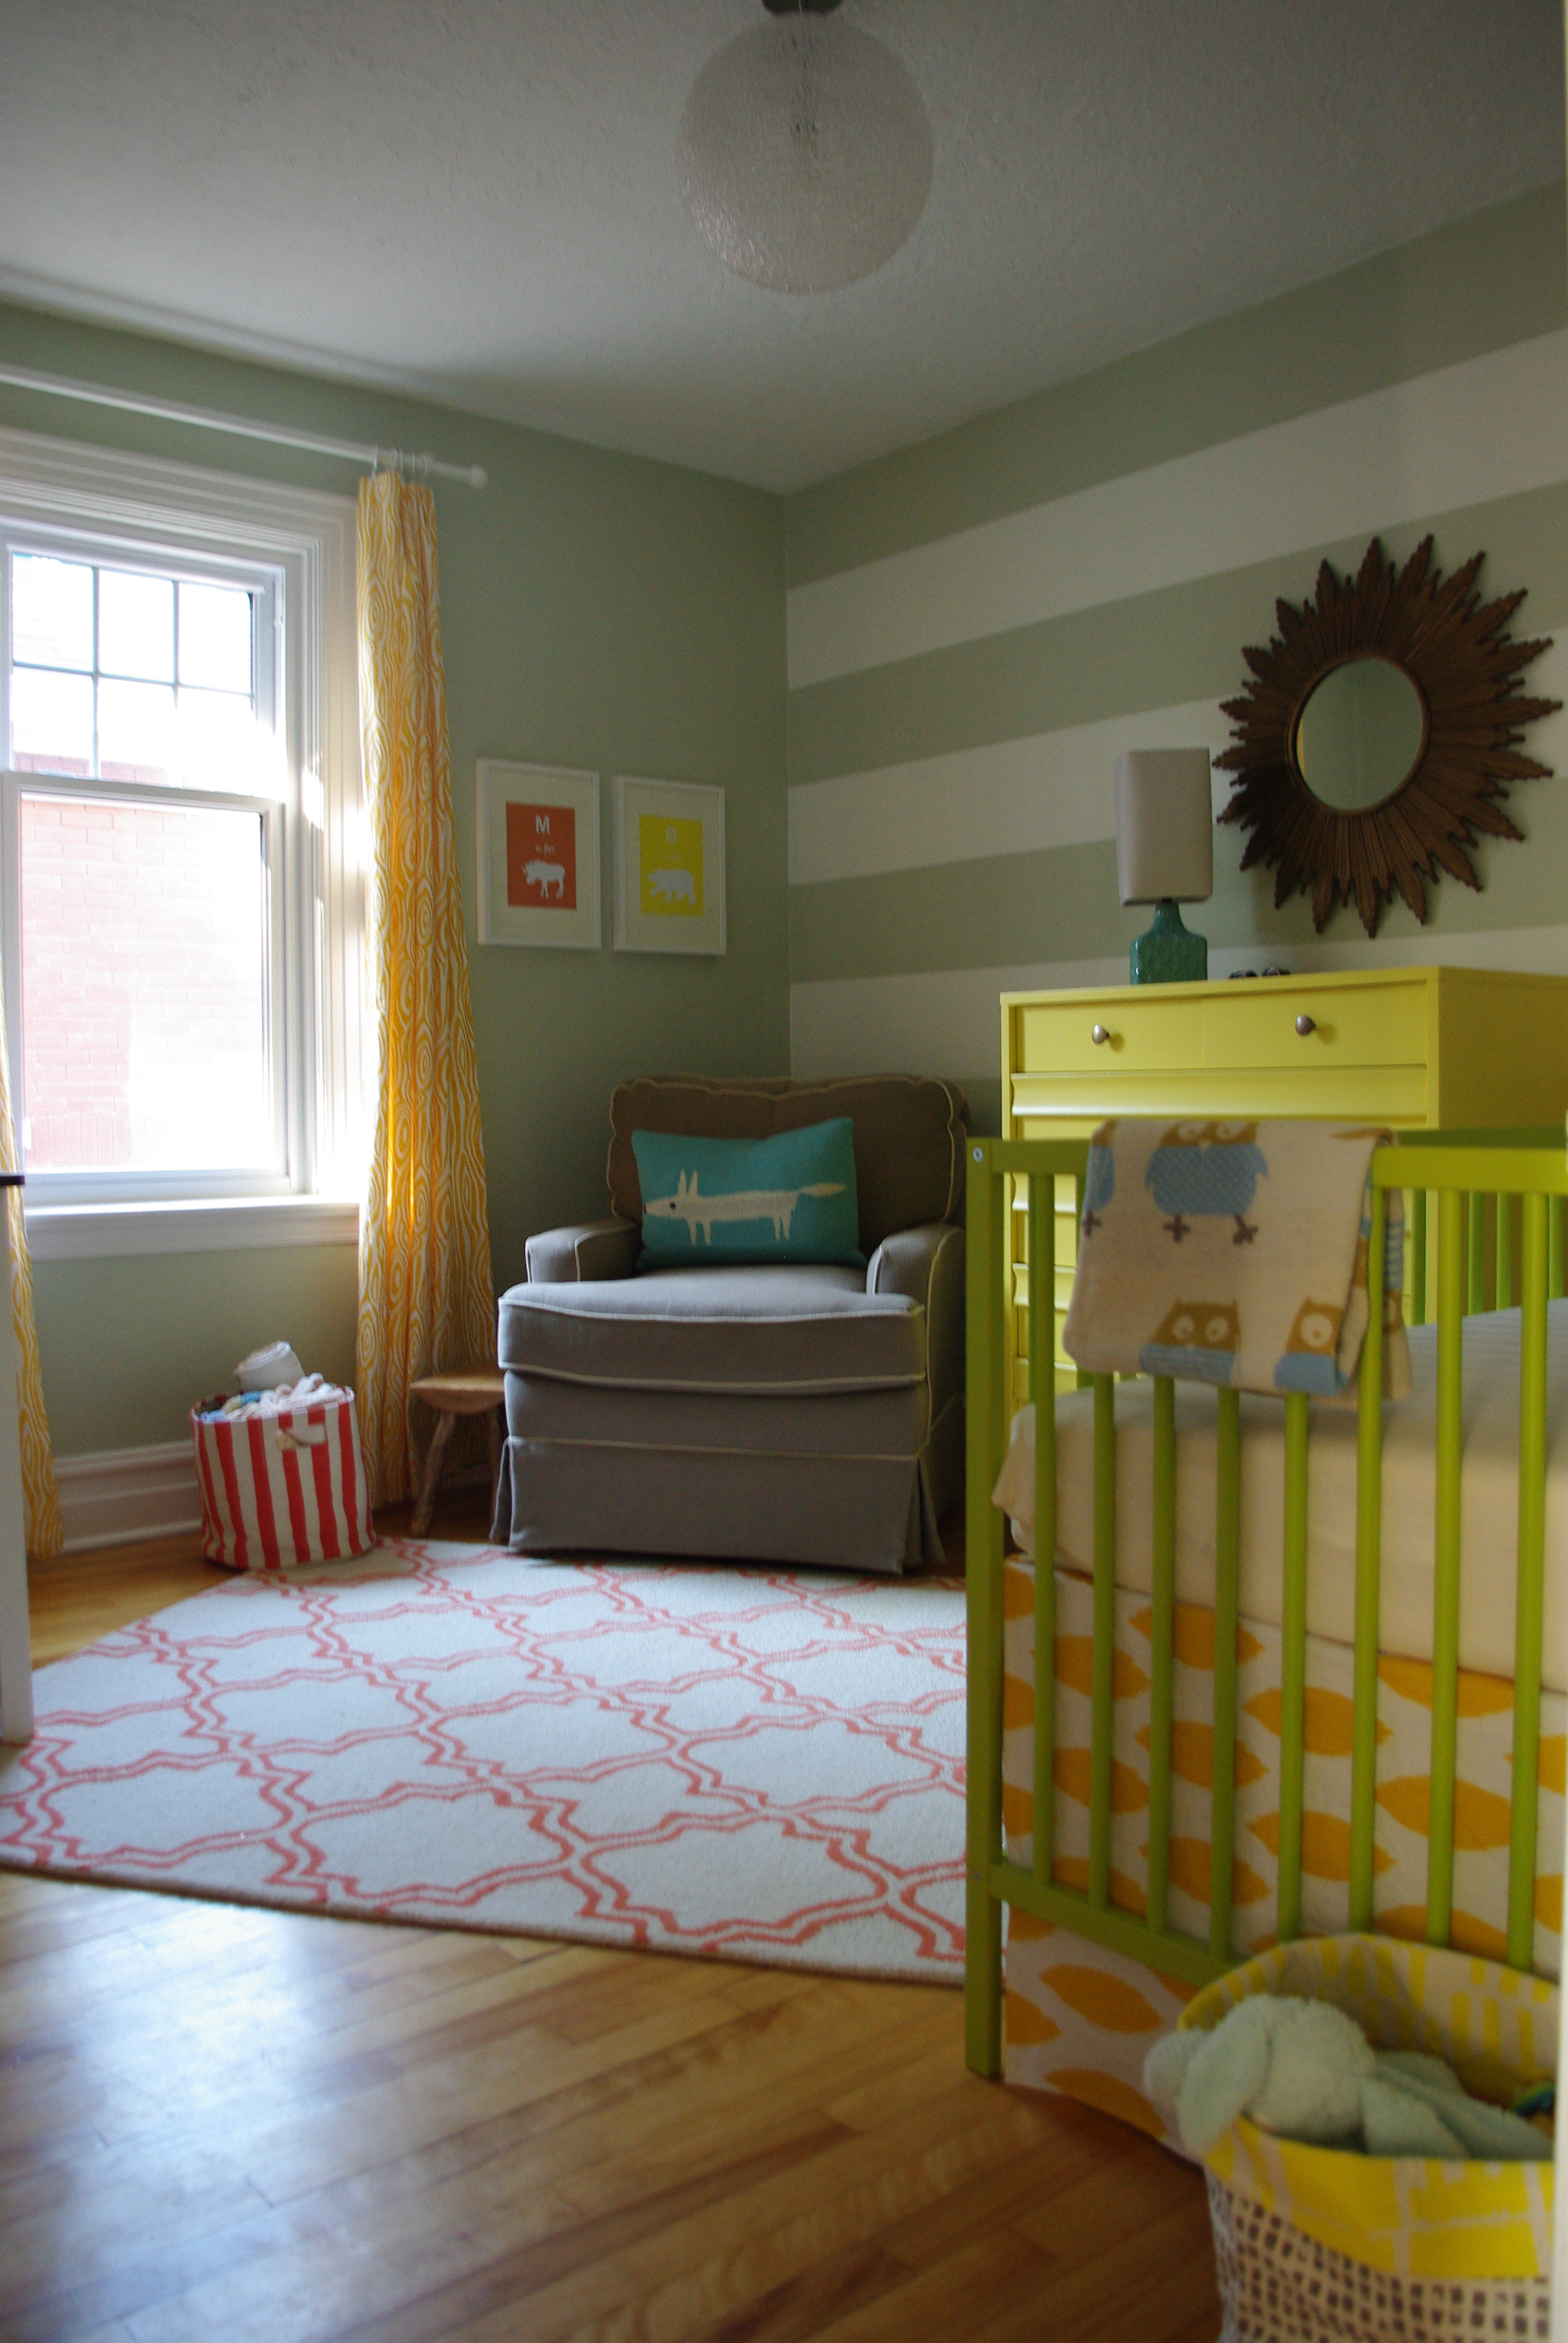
[1013,1064,1431,1124]
[1016,997,1204,1076]
[1201,981,1428,1070]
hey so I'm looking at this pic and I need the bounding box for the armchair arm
[525,1217,639,1284]
[866,1222,965,1418]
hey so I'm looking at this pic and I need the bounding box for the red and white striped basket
[192,1389,374,1571]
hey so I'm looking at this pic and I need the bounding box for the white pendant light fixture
[677,0,933,295]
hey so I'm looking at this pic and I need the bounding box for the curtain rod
[0,362,488,488]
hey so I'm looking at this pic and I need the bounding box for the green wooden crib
[964,1126,1568,2097]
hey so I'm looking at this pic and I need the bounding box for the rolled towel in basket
[1145,1994,1550,2160]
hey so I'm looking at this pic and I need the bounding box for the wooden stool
[408,1369,507,1535]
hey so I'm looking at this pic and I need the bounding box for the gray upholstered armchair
[491,1074,968,1573]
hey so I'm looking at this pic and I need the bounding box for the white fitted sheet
[992,1302,1568,1693]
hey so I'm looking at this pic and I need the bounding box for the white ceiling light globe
[677,17,933,295]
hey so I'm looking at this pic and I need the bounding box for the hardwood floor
[0,1498,1220,2342]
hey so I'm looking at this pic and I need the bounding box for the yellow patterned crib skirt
[1000,1557,1566,2146]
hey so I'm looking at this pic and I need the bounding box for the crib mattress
[993,1303,1568,1693]
[999,1557,1567,2145]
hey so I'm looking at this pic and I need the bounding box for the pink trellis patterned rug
[0,1542,966,1981]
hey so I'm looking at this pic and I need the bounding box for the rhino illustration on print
[645,1170,844,1245]
[639,814,703,917]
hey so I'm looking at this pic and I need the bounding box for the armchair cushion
[498,1262,924,1395]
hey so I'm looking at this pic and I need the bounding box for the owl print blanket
[1061,1118,1411,1401]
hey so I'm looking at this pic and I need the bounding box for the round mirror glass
[1292,655,1427,811]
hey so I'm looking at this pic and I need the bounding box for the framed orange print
[475,760,599,948]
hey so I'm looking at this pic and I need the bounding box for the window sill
[25,1194,360,1262]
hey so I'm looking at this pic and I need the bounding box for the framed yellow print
[611,776,726,955]
[476,760,600,948]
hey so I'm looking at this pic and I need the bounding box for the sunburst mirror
[1216,535,1560,935]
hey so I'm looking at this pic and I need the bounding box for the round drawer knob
[1295,1013,1316,1037]
[1091,1023,1111,1046]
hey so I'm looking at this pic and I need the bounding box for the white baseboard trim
[54,1441,202,1555]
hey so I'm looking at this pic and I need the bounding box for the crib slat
[1209,1387,1242,1961]
[1550,1196,1564,1302]
[1145,1377,1177,1938]
[1027,1175,1056,1889]
[1350,1183,1387,1931]
[1411,1189,1428,1325]
[1508,1189,1549,1969]
[964,1144,1005,2076]
[1075,1172,1090,1389]
[1088,1375,1117,1909]
[1276,1392,1310,1944]
[1427,1187,1464,1945]
[1495,1192,1513,1312]
[1468,1191,1486,1316]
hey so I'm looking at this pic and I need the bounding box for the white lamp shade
[676,19,933,295]
[1115,749,1214,905]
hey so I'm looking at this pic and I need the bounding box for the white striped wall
[787,329,1568,691]
[789,663,1568,889]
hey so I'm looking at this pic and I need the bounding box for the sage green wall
[36,1247,360,1457]
[783,184,1568,1136]
[0,306,789,1455]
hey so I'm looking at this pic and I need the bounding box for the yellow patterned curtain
[0,967,62,1561]
[354,473,496,1504]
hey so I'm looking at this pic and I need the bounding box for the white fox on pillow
[631,1118,864,1267]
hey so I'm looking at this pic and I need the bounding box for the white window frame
[0,425,361,1260]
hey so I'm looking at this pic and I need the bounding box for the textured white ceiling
[0,1,1561,493]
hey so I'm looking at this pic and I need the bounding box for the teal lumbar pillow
[632,1118,863,1267]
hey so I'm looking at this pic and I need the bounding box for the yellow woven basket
[1178,1935,1556,2289]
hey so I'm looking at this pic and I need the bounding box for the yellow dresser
[1002,965,1568,1394]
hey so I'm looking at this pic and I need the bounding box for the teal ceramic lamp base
[1130,898,1207,985]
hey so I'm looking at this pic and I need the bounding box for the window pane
[99,568,174,683]
[98,678,175,781]
[174,687,275,794]
[18,793,272,1173]
[179,582,252,693]
[10,667,93,774]
[11,552,94,672]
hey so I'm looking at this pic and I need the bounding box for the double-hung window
[0,431,360,1253]
[4,538,287,1195]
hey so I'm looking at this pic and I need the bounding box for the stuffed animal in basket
[1144,1994,1551,2160]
